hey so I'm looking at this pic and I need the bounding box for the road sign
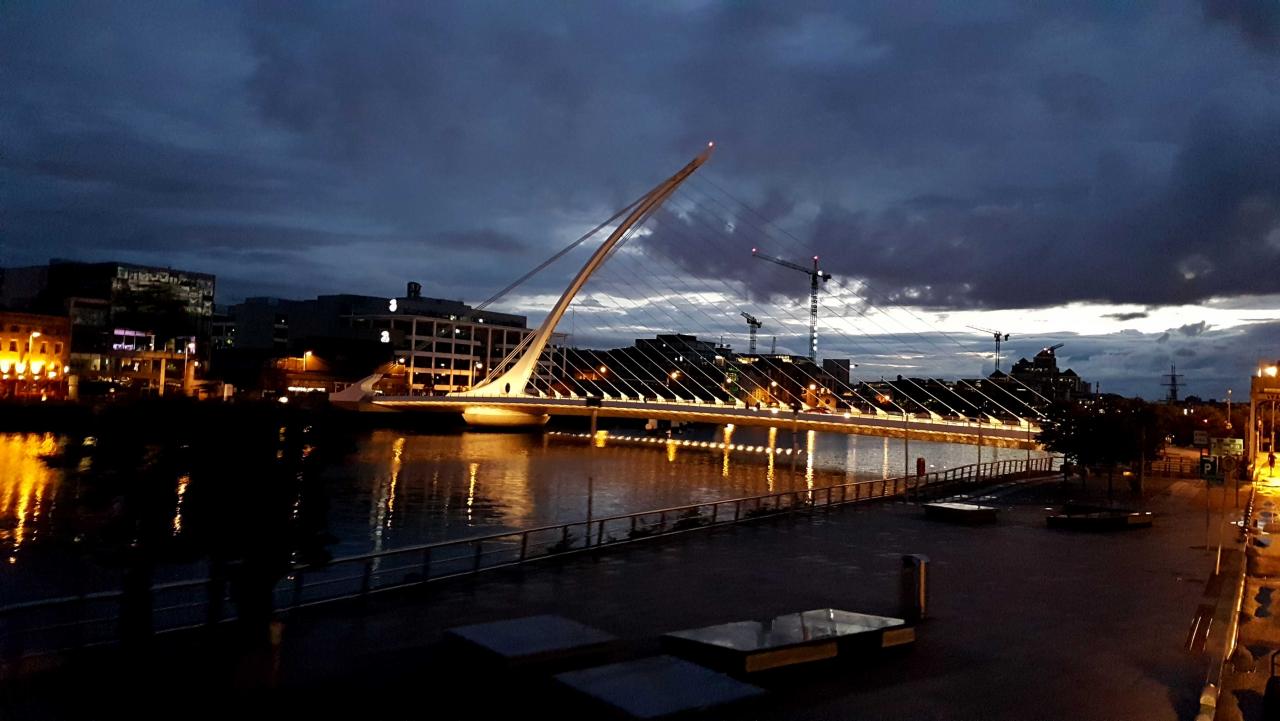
[1193,430,1209,447]
[1210,437,1244,457]
[1199,456,1218,479]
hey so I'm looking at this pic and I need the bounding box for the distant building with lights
[1001,345,1090,403]
[214,282,558,396]
[0,259,216,396]
[0,311,70,399]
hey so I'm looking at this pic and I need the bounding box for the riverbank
[0,396,468,435]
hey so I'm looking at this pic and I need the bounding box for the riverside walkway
[7,475,1222,720]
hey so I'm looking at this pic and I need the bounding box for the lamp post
[182,339,195,396]
[21,331,40,397]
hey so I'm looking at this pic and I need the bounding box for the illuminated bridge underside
[371,396,1042,449]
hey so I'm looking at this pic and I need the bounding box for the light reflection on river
[0,425,1047,603]
[322,424,1046,559]
[0,433,61,566]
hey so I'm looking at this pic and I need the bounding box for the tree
[1038,396,1163,497]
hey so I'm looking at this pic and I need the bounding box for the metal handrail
[1,455,1058,658]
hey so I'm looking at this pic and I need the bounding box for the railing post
[206,567,225,626]
[711,504,719,523]
[291,572,304,609]
[596,520,605,546]
[423,546,435,580]
[473,541,484,573]
[734,500,741,521]
[360,560,373,598]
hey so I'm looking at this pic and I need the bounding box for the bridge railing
[1,455,1058,659]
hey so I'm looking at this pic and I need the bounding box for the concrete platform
[445,614,617,667]
[554,655,765,719]
[923,502,999,524]
[1046,506,1153,531]
[662,609,913,674]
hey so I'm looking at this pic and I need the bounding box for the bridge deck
[371,395,1041,448]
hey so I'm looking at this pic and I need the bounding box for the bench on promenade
[923,502,998,525]
[1046,504,1152,531]
[445,614,618,669]
[554,655,764,719]
[661,608,914,675]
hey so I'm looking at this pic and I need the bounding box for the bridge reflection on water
[0,427,1048,605]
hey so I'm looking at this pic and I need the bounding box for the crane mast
[968,326,1011,373]
[740,311,762,354]
[751,248,831,360]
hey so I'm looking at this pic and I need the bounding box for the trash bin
[900,554,929,622]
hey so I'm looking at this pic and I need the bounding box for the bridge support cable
[524,220,748,403]
[635,219,914,419]
[574,245,773,404]
[561,210,815,406]
[655,192,964,414]
[675,179,1040,425]
[653,195,967,420]
[452,145,714,398]
[823,287,1037,422]
[623,206,926,417]
[607,219,909,417]
[547,248,737,404]
[688,173,1054,416]
[575,212,862,409]
[473,193,649,313]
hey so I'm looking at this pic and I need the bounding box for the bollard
[900,554,930,623]
[916,457,926,477]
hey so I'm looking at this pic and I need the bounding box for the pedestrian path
[1211,453,1279,720]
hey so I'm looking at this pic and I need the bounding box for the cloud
[1178,321,1211,337]
[1104,312,1149,321]
[433,230,525,253]
[1202,0,1280,52]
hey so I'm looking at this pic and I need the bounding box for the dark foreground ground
[4,476,1227,720]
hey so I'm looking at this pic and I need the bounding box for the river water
[0,425,1046,604]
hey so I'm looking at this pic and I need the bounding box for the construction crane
[740,312,762,354]
[968,326,1011,373]
[751,248,831,360]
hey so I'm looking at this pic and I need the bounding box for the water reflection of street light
[303,350,312,372]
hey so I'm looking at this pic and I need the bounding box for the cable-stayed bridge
[333,145,1048,449]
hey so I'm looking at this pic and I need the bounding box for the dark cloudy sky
[3,1,1279,398]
